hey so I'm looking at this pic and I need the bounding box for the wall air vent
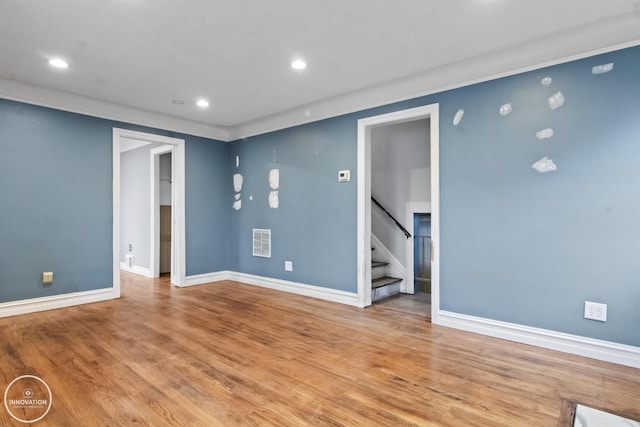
[252,229,271,258]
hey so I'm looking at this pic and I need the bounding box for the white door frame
[356,103,440,321]
[113,128,186,295]
[150,145,174,280]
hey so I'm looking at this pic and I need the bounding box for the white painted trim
[358,104,440,310]
[113,128,186,292]
[230,272,360,307]
[185,271,360,306]
[0,288,116,318]
[429,108,440,323]
[119,262,153,278]
[112,130,121,298]
[150,145,174,279]
[371,233,406,289]
[229,37,640,140]
[184,271,233,287]
[3,38,638,144]
[0,78,231,141]
[435,311,640,369]
[404,202,431,294]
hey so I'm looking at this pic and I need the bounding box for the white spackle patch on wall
[269,191,279,209]
[453,109,464,126]
[232,199,242,210]
[592,63,614,75]
[532,157,557,173]
[536,128,554,140]
[499,103,512,116]
[541,77,552,86]
[234,193,241,200]
[236,156,240,168]
[233,173,243,192]
[269,169,279,190]
[548,91,565,110]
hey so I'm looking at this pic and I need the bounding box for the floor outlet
[584,301,607,322]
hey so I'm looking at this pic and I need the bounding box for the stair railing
[371,196,411,239]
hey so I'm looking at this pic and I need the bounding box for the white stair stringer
[371,233,406,302]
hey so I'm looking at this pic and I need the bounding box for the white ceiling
[1,1,639,140]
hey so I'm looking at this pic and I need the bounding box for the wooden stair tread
[372,261,388,268]
[372,276,402,289]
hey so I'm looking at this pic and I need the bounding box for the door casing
[356,103,440,321]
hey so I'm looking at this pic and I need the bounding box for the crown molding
[2,12,639,143]
[229,16,640,140]
[0,78,232,141]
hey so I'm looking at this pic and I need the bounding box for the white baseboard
[0,288,117,318]
[119,262,153,278]
[228,272,360,307]
[435,310,640,369]
[183,271,233,287]
[184,270,360,307]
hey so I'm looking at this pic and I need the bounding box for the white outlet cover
[584,301,607,322]
[285,261,293,271]
[338,170,350,182]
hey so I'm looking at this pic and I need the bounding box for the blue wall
[0,99,229,302]
[230,44,640,347]
[228,119,358,291]
[2,43,639,348]
[437,47,640,347]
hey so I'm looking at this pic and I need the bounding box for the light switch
[42,272,53,285]
[338,170,350,182]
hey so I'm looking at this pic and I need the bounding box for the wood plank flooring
[1,272,639,426]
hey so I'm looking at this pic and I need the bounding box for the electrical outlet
[42,272,53,285]
[584,301,607,322]
[285,261,293,272]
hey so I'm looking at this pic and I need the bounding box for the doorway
[112,128,186,297]
[356,103,440,321]
[150,146,174,279]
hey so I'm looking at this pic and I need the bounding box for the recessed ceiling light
[48,58,69,69]
[196,99,210,108]
[49,58,69,69]
[291,59,307,70]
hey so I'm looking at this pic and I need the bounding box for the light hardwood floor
[1,272,639,426]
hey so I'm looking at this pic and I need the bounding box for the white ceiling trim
[230,24,640,140]
[2,35,639,143]
[0,78,232,141]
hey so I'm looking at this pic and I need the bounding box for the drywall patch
[269,169,279,190]
[536,128,554,140]
[548,91,565,110]
[233,173,243,210]
[592,63,614,75]
[499,103,512,116]
[541,77,552,86]
[235,156,240,168]
[269,191,279,209]
[532,157,557,173]
[233,173,243,192]
[453,109,464,126]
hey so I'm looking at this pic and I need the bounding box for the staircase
[371,259,402,302]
